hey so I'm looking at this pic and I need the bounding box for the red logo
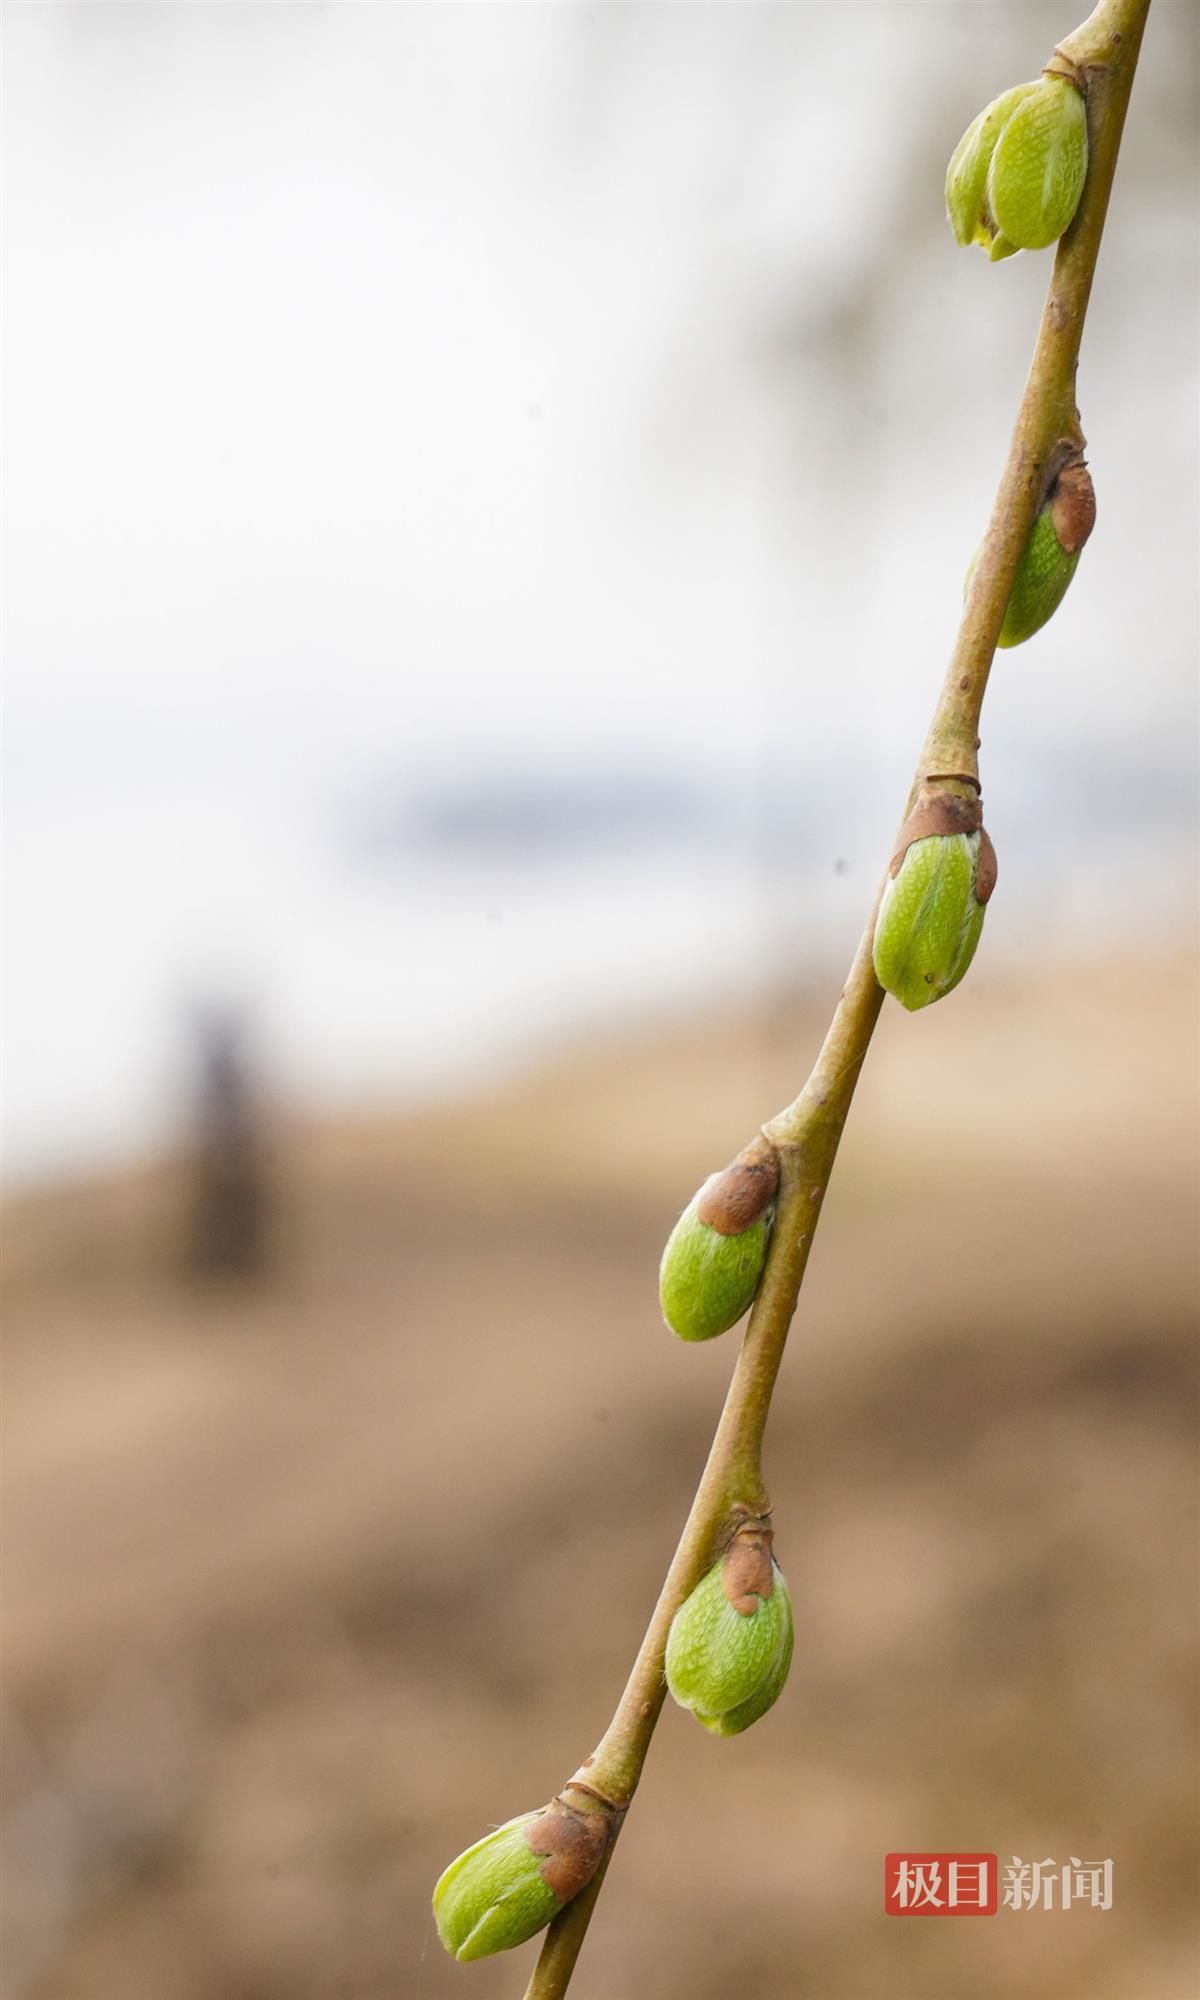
[885,1853,998,1915]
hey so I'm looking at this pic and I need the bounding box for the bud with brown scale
[966,452,1096,647]
[659,1138,781,1343]
[432,1788,615,1962]
[872,790,997,1012]
[665,1519,794,1735]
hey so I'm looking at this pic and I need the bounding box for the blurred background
[3,4,1197,1998]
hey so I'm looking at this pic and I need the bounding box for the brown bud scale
[696,1137,781,1235]
[721,1522,776,1615]
[524,1796,611,1902]
[1048,456,1096,554]
[889,792,983,878]
[975,827,999,906]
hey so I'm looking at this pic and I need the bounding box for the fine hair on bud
[872,791,997,1012]
[946,71,1087,257]
[965,450,1096,647]
[665,1519,794,1735]
[659,1137,780,1343]
[432,1791,613,1962]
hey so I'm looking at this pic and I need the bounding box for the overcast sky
[4,3,1197,1179]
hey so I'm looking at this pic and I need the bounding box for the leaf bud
[966,453,1096,647]
[946,72,1087,256]
[872,792,997,1013]
[659,1137,780,1343]
[432,1790,612,1962]
[665,1519,794,1735]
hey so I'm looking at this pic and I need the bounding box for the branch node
[1042,48,1088,94]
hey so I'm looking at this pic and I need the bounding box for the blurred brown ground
[3,955,1197,2000]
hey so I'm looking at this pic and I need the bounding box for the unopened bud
[947,73,1087,257]
[659,1138,780,1343]
[432,1792,611,1962]
[666,1521,794,1735]
[946,81,1037,258]
[966,454,1096,648]
[872,793,997,1013]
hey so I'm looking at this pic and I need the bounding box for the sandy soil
[3,955,1197,2000]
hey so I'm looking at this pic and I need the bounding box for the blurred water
[4,2,1197,1181]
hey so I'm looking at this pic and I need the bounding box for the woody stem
[522,3,1151,1994]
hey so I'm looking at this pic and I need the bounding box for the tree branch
[522,4,1151,1993]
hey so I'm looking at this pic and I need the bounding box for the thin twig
[523,4,1151,1992]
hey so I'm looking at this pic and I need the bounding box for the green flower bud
[946,72,1087,256]
[965,454,1096,648]
[995,508,1080,646]
[946,82,1038,255]
[666,1521,794,1734]
[433,1792,610,1962]
[698,1609,795,1738]
[659,1137,780,1343]
[990,75,1088,250]
[872,793,997,1013]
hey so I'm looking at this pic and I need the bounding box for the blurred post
[182,1008,270,1283]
